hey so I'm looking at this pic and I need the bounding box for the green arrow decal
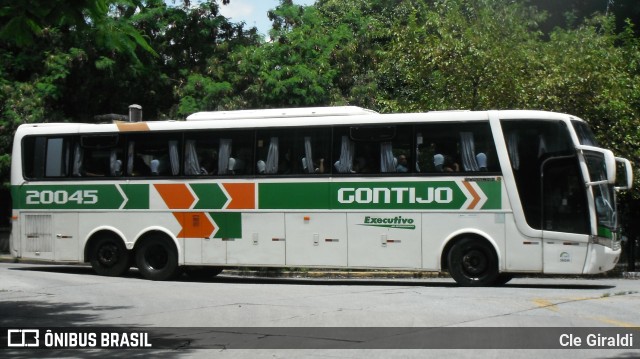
[191,183,229,210]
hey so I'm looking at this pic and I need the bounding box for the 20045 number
[25,190,98,205]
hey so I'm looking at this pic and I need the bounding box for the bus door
[540,155,590,273]
[501,119,587,272]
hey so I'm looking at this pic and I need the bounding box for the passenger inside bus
[396,155,409,172]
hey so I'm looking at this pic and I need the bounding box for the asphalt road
[0,262,638,358]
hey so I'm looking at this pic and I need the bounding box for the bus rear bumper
[582,242,621,274]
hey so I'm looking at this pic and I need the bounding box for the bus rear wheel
[447,237,499,287]
[135,237,180,281]
[90,235,130,277]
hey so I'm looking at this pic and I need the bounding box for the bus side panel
[54,213,79,261]
[422,212,506,270]
[347,212,422,268]
[504,214,542,271]
[285,213,347,267]
[226,212,285,265]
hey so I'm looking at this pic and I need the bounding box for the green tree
[380,0,545,112]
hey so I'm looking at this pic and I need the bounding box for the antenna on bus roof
[186,106,378,121]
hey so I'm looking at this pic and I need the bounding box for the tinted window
[415,122,498,174]
[333,125,411,174]
[22,136,71,179]
[256,127,331,175]
[502,120,585,231]
[126,133,182,177]
[72,135,123,177]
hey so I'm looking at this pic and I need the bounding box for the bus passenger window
[301,135,326,174]
[216,131,253,176]
[22,136,72,180]
[416,122,497,174]
[126,134,181,177]
[334,125,410,174]
[255,128,330,176]
[71,135,122,178]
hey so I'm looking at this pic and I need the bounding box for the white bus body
[10,108,632,286]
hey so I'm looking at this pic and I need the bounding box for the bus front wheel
[447,237,499,287]
[90,235,130,277]
[135,237,180,281]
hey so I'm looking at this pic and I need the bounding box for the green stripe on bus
[122,184,149,209]
[17,184,126,210]
[476,180,501,210]
[330,181,466,210]
[597,226,613,239]
[259,182,330,209]
[191,183,228,210]
[210,212,242,238]
[259,180,501,210]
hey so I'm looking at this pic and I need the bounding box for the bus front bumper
[583,236,621,274]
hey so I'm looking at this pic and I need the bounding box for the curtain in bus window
[184,140,201,175]
[72,143,83,176]
[127,142,135,175]
[460,132,479,171]
[169,140,180,175]
[109,150,122,176]
[415,133,422,172]
[265,137,279,174]
[538,135,547,158]
[303,136,314,174]
[506,132,520,170]
[334,135,354,173]
[218,139,232,175]
[380,142,395,173]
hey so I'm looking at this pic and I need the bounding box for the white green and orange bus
[9,106,633,286]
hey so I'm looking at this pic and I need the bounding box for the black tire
[135,237,180,281]
[447,237,499,287]
[90,235,130,277]
[184,266,223,280]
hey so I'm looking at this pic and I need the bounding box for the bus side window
[23,136,71,179]
[301,135,327,174]
[335,125,410,174]
[127,134,181,177]
[218,131,253,176]
[416,122,497,174]
[73,135,122,178]
[184,137,217,176]
[22,136,46,179]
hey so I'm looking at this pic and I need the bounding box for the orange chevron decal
[222,183,255,209]
[154,184,195,209]
[174,212,216,238]
[462,181,481,209]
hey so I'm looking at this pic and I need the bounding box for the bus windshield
[572,120,599,147]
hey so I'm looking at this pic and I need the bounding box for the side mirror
[576,145,616,186]
[615,157,633,190]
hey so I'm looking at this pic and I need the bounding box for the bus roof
[14,109,583,136]
[186,106,379,121]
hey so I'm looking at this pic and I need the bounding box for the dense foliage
[1,0,639,229]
